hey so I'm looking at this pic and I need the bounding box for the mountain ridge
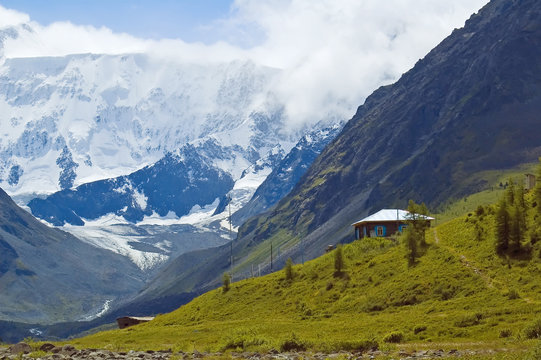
[132,0,541,303]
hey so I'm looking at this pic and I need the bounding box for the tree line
[495,160,541,256]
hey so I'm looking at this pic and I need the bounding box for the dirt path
[432,229,495,289]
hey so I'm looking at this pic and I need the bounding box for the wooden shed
[116,316,155,329]
[352,209,434,240]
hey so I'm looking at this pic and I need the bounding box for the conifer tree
[535,158,541,216]
[509,206,522,252]
[403,200,431,265]
[407,201,430,242]
[531,159,541,244]
[512,184,526,251]
[403,226,418,266]
[506,179,516,206]
[495,197,510,254]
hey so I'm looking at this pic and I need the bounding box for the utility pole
[270,242,273,271]
[301,237,304,265]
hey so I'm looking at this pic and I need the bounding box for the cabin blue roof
[352,209,434,226]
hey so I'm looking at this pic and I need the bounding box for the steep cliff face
[237,0,541,252]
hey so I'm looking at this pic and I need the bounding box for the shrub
[507,289,520,300]
[326,281,334,291]
[284,258,294,281]
[434,284,456,301]
[220,330,268,351]
[454,313,483,328]
[499,329,512,338]
[335,338,378,353]
[524,318,541,339]
[334,245,345,275]
[222,273,231,292]
[279,333,308,352]
[475,205,485,217]
[382,331,404,343]
[28,351,48,359]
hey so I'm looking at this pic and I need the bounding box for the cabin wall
[354,222,407,239]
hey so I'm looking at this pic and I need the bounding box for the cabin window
[399,224,408,233]
[375,225,386,237]
[355,227,360,240]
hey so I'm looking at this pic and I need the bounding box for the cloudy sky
[0,0,489,126]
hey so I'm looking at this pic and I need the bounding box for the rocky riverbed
[0,342,521,359]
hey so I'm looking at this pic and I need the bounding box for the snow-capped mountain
[0,21,344,272]
[0,21,301,201]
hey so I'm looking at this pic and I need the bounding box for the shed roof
[352,209,434,226]
[117,316,155,321]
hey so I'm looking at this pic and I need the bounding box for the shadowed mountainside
[0,187,145,324]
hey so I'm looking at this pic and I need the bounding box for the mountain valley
[1,0,541,356]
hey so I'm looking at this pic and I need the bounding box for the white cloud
[228,0,490,126]
[0,5,29,28]
[0,1,489,129]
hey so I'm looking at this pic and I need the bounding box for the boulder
[39,343,56,352]
[9,342,32,354]
[60,344,77,356]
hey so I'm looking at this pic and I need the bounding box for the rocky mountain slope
[235,0,541,263]
[232,123,343,225]
[132,0,541,300]
[0,187,145,324]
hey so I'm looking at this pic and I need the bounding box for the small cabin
[116,316,155,329]
[525,173,536,190]
[352,209,434,240]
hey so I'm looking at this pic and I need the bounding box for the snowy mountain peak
[0,50,292,199]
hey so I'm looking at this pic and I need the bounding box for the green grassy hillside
[68,200,541,356]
